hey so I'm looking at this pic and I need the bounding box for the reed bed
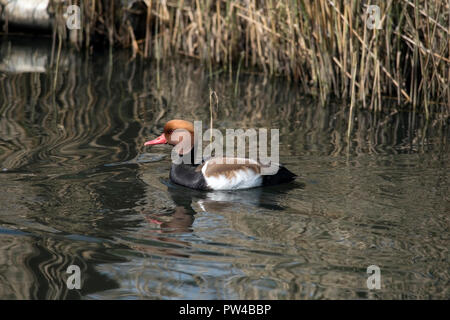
[48,0,449,110]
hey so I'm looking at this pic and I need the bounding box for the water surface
[0,38,448,299]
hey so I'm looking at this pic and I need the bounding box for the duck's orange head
[144,119,194,148]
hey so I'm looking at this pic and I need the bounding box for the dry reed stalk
[43,0,449,111]
[209,89,218,143]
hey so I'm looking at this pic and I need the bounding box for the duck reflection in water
[141,177,303,234]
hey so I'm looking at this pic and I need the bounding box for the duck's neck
[173,145,201,166]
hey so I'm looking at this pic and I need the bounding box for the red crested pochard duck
[144,120,296,190]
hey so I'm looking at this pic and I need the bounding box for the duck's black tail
[262,166,297,186]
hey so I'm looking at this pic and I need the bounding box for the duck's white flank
[201,158,264,190]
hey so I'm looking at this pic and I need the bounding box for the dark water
[0,38,449,299]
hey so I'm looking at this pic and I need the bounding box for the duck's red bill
[144,134,167,146]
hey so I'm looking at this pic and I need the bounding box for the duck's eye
[166,129,174,135]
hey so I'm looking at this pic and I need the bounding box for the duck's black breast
[168,148,209,190]
[170,163,209,190]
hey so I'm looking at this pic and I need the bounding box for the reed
[52,0,449,110]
